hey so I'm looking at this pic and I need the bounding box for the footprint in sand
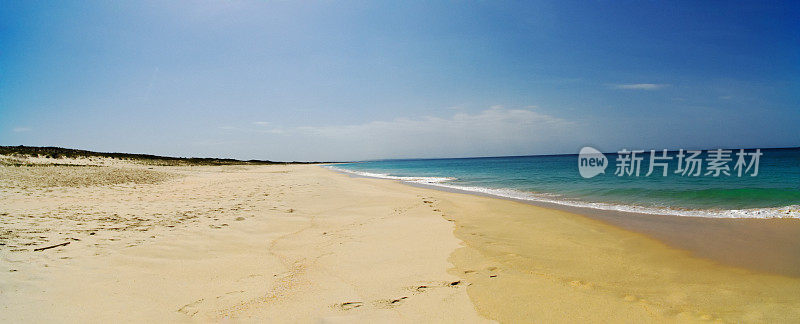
[214,290,246,304]
[389,296,409,304]
[177,298,205,317]
[337,301,364,310]
[410,280,465,293]
[374,296,409,308]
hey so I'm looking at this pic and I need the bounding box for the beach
[5,1,798,322]
[2,161,800,322]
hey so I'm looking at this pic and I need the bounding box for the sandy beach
[5,1,798,322]
[2,160,800,322]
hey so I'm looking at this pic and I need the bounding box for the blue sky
[1,1,798,161]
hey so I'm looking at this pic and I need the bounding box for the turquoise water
[329,148,800,218]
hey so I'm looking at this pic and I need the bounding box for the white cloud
[217,106,583,161]
[612,83,668,90]
[13,127,31,132]
[262,128,285,134]
[294,107,570,138]
[221,124,283,134]
[283,106,580,160]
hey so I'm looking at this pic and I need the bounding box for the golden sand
[1,162,484,322]
[439,195,800,322]
[1,160,799,322]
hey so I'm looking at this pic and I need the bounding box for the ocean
[327,148,800,219]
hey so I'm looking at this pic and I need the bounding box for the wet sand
[405,181,800,278]
[438,194,800,322]
[556,206,800,278]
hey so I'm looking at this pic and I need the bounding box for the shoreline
[324,165,800,219]
[331,167,800,278]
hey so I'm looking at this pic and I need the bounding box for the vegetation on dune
[0,145,320,166]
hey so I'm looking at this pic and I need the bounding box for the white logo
[578,148,762,179]
[578,146,608,178]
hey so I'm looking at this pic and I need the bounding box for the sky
[1,1,798,161]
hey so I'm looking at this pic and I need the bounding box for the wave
[326,166,800,219]
[327,168,456,184]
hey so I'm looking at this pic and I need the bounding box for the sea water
[328,148,800,219]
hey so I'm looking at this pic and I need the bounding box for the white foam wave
[326,167,456,184]
[326,166,800,219]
